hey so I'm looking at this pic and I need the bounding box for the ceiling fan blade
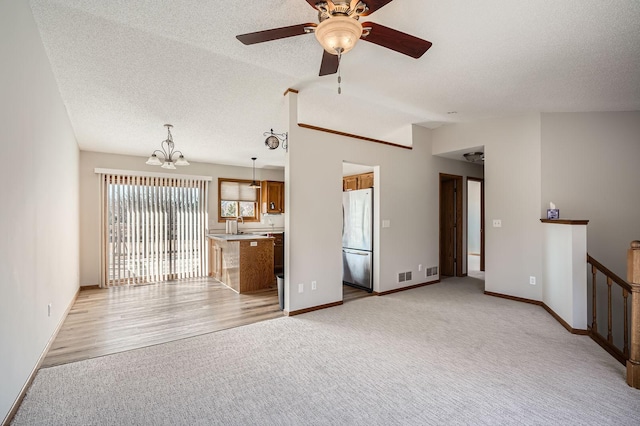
[359,0,395,16]
[304,0,321,9]
[236,23,316,45]
[360,22,432,58]
[319,50,339,76]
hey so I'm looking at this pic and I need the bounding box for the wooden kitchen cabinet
[273,233,284,273]
[343,173,373,191]
[358,172,374,189]
[261,180,284,214]
[343,175,358,191]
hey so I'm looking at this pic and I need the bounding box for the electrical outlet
[298,283,304,293]
[47,303,52,317]
[311,281,317,290]
[529,276,536,285]
[493,219,502,228]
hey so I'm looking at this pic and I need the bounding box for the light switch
[492,219,502,228]
[382,220,391,228]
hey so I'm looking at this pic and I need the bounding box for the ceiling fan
[236,0,432,77]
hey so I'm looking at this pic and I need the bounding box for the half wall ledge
[540,219,589,225]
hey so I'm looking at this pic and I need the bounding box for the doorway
[467,178,485,275]
[439,174,463,277]
[342,161,376,300]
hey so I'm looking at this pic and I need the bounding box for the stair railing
[586,254,631,364]
[627,240,640,388]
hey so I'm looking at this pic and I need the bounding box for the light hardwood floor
[343,284,373,303]
[42,278,283,368]
[43,279,373,368]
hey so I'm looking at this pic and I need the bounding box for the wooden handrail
[586,242,640,389]
[587,254,631,365]
[587,255,632,292]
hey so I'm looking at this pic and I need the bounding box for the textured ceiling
[29,0,640,169]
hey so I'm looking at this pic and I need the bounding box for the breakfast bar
[208,234,275,293]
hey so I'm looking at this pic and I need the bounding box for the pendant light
[249,157,260,188]
[146,124,189,169]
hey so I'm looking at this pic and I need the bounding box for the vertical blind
[99,173,209,287]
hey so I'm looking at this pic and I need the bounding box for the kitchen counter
[208,234,274,293]
[207,233,273,241]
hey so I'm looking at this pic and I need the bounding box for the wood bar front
[209,236,274,293]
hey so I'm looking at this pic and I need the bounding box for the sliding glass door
[100,174,209,287]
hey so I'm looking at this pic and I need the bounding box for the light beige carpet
[12,277,639,425]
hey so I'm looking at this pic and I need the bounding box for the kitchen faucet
[236,216,244,234]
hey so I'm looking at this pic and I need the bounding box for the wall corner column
[283,88,298,313]
[541,219,589,331]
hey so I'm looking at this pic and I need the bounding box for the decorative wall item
[264,129,288,151]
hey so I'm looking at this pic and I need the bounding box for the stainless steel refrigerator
[342,188,373,292]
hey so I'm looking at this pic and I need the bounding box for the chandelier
[146,124,189,170]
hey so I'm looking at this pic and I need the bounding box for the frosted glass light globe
[315,16,363,55]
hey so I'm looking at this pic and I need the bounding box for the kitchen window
[218,178,260,222]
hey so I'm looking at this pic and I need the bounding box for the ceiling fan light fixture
[315,16,363,55]
[463,152,484,163]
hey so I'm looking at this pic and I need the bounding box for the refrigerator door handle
[342,249,369,256]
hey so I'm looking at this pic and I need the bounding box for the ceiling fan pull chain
[337,48,343,94]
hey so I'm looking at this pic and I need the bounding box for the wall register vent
[398,271,413,282]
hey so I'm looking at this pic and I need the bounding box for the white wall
[468,180,481,255]
[285,93,483,312]
[433,114,543,301]
[541,111,640,278]
[542,223,588,329]
[0,0,80,421]
[79,151,285,286]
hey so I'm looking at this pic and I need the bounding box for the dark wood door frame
[439,173,463,277]
[467,177,485,272]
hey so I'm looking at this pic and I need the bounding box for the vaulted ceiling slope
[29,0,640,168]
